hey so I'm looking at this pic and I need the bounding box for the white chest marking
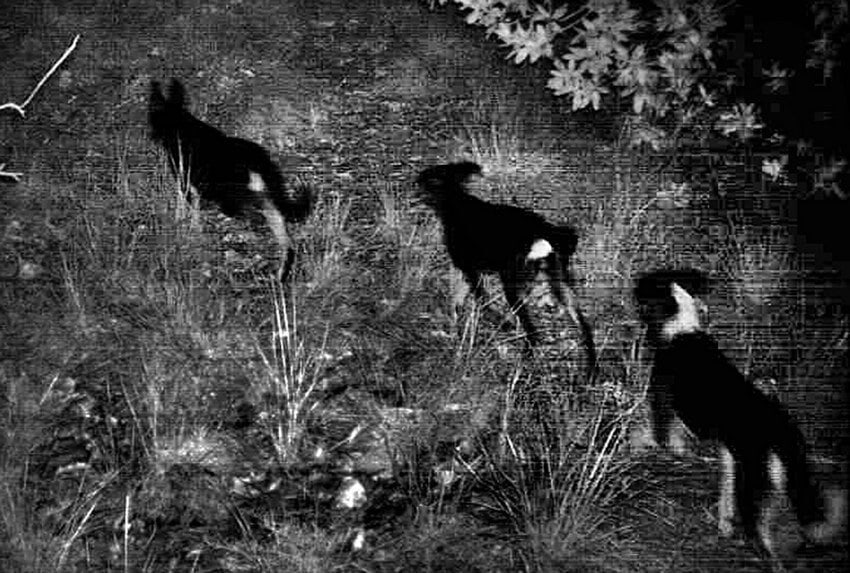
[662,282,702,340]
[248,171,266,194]
[526,239,553,261]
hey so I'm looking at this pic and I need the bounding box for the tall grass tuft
[300,188,352,291]
[257,283,326,462]
[466,377,645,572]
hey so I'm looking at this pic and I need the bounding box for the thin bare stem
[0,163,23,181]
[0,34,81,117]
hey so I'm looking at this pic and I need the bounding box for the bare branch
[0,164,23,182]
[0,34,80,117]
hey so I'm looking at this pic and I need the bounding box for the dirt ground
[1,1,847,571]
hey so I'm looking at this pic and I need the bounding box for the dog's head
[634,268,709,343]
[148,78,188,142]
[414,161,482,210]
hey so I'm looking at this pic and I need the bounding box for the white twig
[0,34,80,117]
[0,164,23,182]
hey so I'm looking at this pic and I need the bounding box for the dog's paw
[718,516,735,538]
[627,426,657,453]
[667,428,689,456]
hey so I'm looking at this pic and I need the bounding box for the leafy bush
[431,0,850,192]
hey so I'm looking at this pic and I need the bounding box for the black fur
[148,78,311,280]
[635,268,833,564]
[416,161,596,370]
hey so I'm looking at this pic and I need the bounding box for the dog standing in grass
[415,161,596,372]
[634,268,845,569]
[148,78,311,281]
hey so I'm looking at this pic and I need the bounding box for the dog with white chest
[634,268,844,569]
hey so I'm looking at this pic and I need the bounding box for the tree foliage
[431,0,850,194]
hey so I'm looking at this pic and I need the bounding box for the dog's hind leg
[719,446,737,537]
[259,198,294,282]
[737,455,785,570]
[718,449,787,571]
[459,269,509,330]
[805,486,847,545]
[755,454,788,571]
[558,283,597,373]
[545,252,596,374]
[249,172,295,282]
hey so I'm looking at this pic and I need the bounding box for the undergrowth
[1,1,846,572]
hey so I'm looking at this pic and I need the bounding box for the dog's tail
[548,223,579,260]
[277,176,313,224]
[774,422,846,545]
[255,159,312,224]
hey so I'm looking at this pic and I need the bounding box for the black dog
[148,78,311,281]
[416,161,595,370]
[635,268,843,568]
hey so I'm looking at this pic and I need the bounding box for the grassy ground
[1,0,847,571]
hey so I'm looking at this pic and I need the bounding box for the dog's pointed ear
[149,80,166,111]
[167,78,187,109]
[458,161,483,180]
[415,172,439,190]
[415,165,446,191]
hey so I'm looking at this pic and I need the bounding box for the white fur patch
[661,282,702,340]
[248,171,266,194]
[526,239,552,261]
[335,476,366,509]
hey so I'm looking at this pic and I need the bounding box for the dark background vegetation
[1,0,847,571]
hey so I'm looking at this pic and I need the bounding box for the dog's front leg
[460,269,506,326]
[718,446,736,537]
[649,372,677,450]
[499,267,539,346]
[449,268,472,322]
